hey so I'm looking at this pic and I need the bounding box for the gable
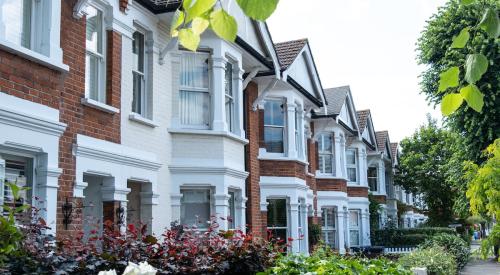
[339,103,354,129]
[287,53,316,97]
[229,3,267,56]
[385,143,392,159]
[362,126,373,144]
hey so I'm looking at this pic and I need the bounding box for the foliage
[372,227,457,247]
[420,233,470,270]
[399,245,457,275]
[260,246,411,275]
[307,223,321,248]
[396,117,463,225]
[416,0,500,162]
[171,0,279,50]
[479,223,500,260]
[369,194,382,235]
[1,216,285,274]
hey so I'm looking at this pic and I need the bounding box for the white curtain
[180,52,209,126]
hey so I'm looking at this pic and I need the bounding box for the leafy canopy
[171,0,280,51]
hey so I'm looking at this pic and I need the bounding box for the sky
[267,0,448,142]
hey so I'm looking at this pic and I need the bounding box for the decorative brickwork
[260,160,307,180]
[347,186,369,197]
[372,195,387,204]
[317,178,348,192]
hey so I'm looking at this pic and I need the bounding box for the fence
[383,247,417,254]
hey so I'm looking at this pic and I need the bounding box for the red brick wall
[244,82,266,238]
[317,178,348,192]
[372,195,387,204]
[347,186,369,197]
[260,160,307,180]
[0,0,123,238]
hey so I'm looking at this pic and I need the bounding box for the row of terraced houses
[0,0,427,253]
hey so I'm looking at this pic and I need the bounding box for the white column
[359,148,367,186]
[337,208,347,254]
[214,194,230,230]
[289,202,300,253]
[170,193,182,225]
[300,202,309,254]
[340,135,346,178]
[286,103,298,158]
[211,57,227,131]
[37,167,61,236]
[362,208,371,246]
[237,196,247,232]
[48,1,64,61]
[334,132,342,177]
[234,65,245,137]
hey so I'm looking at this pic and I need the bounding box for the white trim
[129,113,158,127]
[81,98,120,114]
[169,165,248,179]
[168,128,249,144]
[0,39,69,72]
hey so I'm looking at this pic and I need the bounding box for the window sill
[257,153,309,165]
[168,128,248,144]
[347,183,368,188]
[0,39,69,72]
[315,174,346,180]
[129,113,158,128]
[81,98,120,114]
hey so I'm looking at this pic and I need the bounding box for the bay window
[264,100,285,153]
[349,210,361,247]
[368,167,378,191]
[224,61,235,133]
[228,191,236,229]
[85,5,106,103]
[132,31,148,117]
[267,198,288,242]
[179,51,210,127]
[180,189,212,229]
[346,149,358,183]
[321,207,337,248]
[295,108,301,155]
[318,133,334,174]
[0,155,33,217]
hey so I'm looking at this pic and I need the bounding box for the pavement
[460,241,500,275]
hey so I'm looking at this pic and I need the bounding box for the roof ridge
[274,38,308,45]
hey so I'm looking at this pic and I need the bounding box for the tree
[416,0,500,162]
[395,117,463,226]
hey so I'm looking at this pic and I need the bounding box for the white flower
[122,261,157,275]
[98,270,117,275]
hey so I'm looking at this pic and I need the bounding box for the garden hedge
[372,227,457,247]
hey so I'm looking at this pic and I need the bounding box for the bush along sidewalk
[419,233,470,270]
[399,245,457,275]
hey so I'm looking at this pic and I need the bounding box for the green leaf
[441,93,464,116]
[438,66,460,92]
[170,9,185,37]
[451,28,470,48]
[183,0,194,10]
[236,0,279,21]
[185,0,217,23]
[479,8,500,39]
[459,0,477,5]
[178,29,200,51]
[460,84,484,112]
[192,17,209,35]
[464,54,489,84]
[210,9,238,42]
[5,182,20,201]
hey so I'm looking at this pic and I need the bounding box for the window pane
[179,90,210,126]
[85,6,103,54]
[264,127,284,153]
[225,62,233,96]
[347,168,357,182]
[349,230,360,246]
[181,189,210,228]
[264,101,284,126]
[267,199,287,227]
[320,134,332,153]
[132,32,144,73]
[225,98,233,131]
[228,191,235,229]
[319,155,332,174]
[1,0,32,49]
[349,211,359,227]
[86,53,101,102]
[132,72,145,114]
[3,157,33,216]
[346,149,356,164]
[180,52,208,89]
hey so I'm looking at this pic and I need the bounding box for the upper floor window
[318,133,334,174]
[294,108,302,156]
[85,5,106,103]
[225,61,235,133]
[132,31,149,117]
[368,167,378,191]
[1,0,46,55]
[264,100,285,153]
[179,51,210,127]
[346,149,358,183]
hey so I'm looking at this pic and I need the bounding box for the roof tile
[274,38,308,70]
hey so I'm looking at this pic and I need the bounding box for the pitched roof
[390,142,399,159]
[356,110,370,133]
[320,86,350,116]
[375,131,389,152]
[274,38,307,70]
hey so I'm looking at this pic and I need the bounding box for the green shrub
[420,233,470,270]
[261,246,411,275]
[399,245,457,275]
[394,234,428,246]
[372,227,457,246]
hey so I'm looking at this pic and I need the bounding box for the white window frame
[84,4,107,104]
[263,99,286,154]
[368,166,378,191]
[228,190,236,230]
[224,59,236,133]
[318,133,334,175]
[294,107,301,156]
[131,30,147,117]
[0,153,35,218]
[346,148,358,184]
[179,50,211,129]
[267,198,289,242]
[321,207,337,249]
[180,187,214,230]
[349,209,361,247]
